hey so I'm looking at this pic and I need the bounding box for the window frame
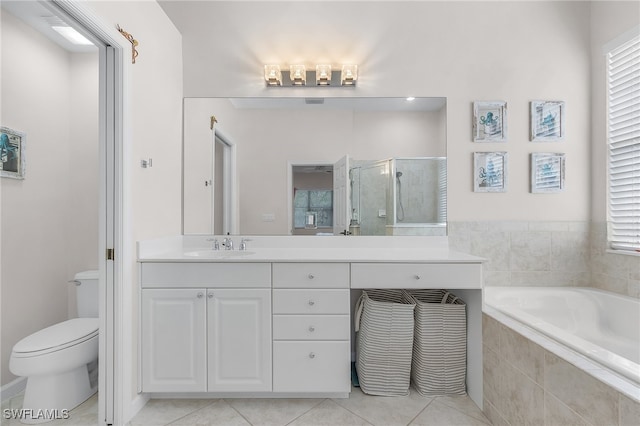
[606,30,640,255]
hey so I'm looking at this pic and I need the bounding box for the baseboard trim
[0,377,27,403]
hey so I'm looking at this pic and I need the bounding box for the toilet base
[19,364,97,424]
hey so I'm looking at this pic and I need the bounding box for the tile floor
[2,389,492,426]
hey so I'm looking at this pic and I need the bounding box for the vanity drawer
[350,263,482,289]
[140,262,271,288]
[273,289,350,314]
[273,315,350,340]
[272,263,349,288]
[273,341,350,393]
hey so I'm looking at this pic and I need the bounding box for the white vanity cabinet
[141,288,207,392]
[140,263,272,393]
[207,288,271,391]
[272,263,351,393]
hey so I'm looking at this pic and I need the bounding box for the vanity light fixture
[341,64,358,86]
[290,64,307,86]
[263,63,359,87]
[316,64,332,85]
[264,64,282,86]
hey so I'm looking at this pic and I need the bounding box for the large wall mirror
[183,97,447,236]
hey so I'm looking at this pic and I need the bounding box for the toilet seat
[12,318,99,358]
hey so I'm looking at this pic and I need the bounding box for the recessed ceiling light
[51,26,93,46]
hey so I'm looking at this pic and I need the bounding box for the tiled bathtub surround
[590,222,640,298]
[448,221,591,288]
[482,314,640,426]
[448,221,639,298]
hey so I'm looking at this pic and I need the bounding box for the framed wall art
[531,152,565,193]
[474,151,508,192]
[531,100,565,141]
[0,126,26,179]
[473,101,507,142]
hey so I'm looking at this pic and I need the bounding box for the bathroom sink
[184,250,256,258]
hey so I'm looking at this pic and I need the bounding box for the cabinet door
[141,289,207,392]
[207,289,272,391]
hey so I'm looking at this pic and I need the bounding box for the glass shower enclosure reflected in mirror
[349,157,446,236]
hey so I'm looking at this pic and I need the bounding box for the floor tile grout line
[326,398,375,426]
[283,398,328,426]
[223,398,256,426]
[163,399,219,426]
[433,396,492,425]
[406,396,436,426]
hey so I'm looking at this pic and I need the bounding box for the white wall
[173,1,592,223]
[81,0,184,410]
[0,11,98,385]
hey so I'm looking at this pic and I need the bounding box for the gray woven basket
[405,289,467,396]
[355,289,415,396]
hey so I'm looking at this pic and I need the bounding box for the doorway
[288,162,334,235]
[0,2,124,425]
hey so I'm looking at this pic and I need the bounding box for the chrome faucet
[222,237,234,250]
[239,238,250,251]
[206,238,220,250]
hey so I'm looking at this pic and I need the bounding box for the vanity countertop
[137,236,485,264]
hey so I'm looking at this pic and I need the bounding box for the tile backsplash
[448,221,639,298]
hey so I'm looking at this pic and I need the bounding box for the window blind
[608,35,640,252]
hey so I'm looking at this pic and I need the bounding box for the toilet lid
[13,318,99,354]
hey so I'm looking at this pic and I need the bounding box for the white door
[141,289,207,392]
[207,289,272,391]
[333,155,351,235]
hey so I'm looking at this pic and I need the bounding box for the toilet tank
[75,270,99,318]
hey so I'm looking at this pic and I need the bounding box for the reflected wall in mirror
[183,97,447,236]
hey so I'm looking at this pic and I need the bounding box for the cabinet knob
[309,352,316,359]
[207,292,214,299]
[197,292,204,298]
[308,326,315,332]
[414,275,421,280]
[308,274,315,280]
[308,300,315,306]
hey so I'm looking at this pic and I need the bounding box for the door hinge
[106,248,115,260]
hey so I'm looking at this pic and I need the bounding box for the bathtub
[484,287,640,385]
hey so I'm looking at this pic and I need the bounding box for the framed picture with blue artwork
[0,126,26,179]
[531,101,565,141]
[473,101,507,142]
[531,152,565,193]
[474,152,508,192]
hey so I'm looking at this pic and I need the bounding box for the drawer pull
[414,275,421,280]
[308,300,315,306]
[308,326,315,332]
[207,292,214,299]
[308,274,315,280]
[197,292,204,299]
[309,352,316,359]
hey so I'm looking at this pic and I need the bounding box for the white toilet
[10,270,99,424]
